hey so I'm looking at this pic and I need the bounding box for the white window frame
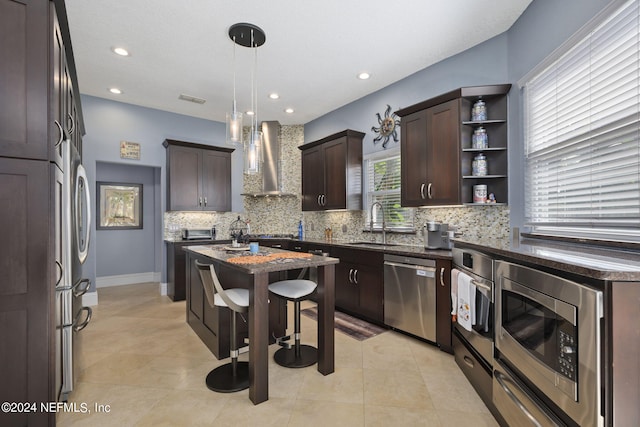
[364,148,415,232]
[521,0,640,243]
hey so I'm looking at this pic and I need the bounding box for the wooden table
[183,244,338,404]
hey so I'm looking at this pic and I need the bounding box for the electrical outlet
[342,224,347,233]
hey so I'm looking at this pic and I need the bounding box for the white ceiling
[65,0,532,126]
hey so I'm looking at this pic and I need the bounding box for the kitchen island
[183,244,339,405]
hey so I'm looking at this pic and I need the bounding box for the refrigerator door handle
[73,307,92,332]
[55,260,64,287]
[72,278,91,298]
[75,164,91,264]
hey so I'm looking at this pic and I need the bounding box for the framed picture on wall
[96,182,143,230]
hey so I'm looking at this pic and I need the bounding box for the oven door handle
[470,279,492,293]
[495,370,543,427]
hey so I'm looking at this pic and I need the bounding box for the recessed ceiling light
[357,72,370,80]
[112,47,130,57]
[269,93,279,100]
[284,108,294,114]
[246,110,255,116]
[109,87,122,94]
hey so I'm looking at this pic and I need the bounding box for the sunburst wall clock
[371,104,400,149]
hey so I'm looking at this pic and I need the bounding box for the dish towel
[450,269,460,322]
[456,270,476,332]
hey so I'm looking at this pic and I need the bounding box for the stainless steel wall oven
[451,248,496,412]
[495,260,604,427]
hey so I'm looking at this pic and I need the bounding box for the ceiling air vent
[178,93,206,104]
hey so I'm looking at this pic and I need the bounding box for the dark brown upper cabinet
[396,84,511,207]
[299,129,364,211]
[398,99,461,206]
[163,139,234,211]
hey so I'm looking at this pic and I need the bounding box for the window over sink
[522,0,640,243]
[364,149,415,231]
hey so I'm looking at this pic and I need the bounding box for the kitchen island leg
[316,264,335,375]
[249,271,269,404]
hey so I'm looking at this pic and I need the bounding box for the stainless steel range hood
[241,121,297,197]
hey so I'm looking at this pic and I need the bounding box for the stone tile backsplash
[164,123,510,244]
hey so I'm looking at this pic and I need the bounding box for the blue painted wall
[95,162,158,277]
[81,95,244,290]
[305,0,611,230]
[305,34,509,155]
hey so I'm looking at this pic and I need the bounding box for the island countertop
[183,244,339,274]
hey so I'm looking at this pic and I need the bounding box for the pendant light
[228,23,266,175]
[225,33,242,146]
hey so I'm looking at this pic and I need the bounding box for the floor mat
[301,307,387,341]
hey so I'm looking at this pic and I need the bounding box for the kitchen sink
[349,241,397,247]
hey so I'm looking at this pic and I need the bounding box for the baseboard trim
[83,291,99,307]
[95,272,160,288]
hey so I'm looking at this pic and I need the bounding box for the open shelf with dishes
[458,85,511,205]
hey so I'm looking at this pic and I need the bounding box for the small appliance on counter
[424,221,452,249]
[182,228,215,240]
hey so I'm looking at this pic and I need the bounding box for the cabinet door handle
[67,113,75,135]
[203,197,207,206]
[321,194,326,206]
[348,268,354,283]
[427,183,433,199]
[440,268,445,287]
[199,197,203,206]
[271,244,282,248]
[54,120,64,148]
[317,195,322,206]
[353,269,358,284]
[420,183,426,199]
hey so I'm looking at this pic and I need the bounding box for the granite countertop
[453,236,640,281]
[164,238,230,243]
[288,238,452,260]
[183,244,339,274]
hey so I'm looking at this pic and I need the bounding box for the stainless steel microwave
[495,261,604,427]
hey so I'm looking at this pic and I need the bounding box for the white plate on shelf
[223,246,250,251]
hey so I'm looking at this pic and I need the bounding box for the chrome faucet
[369,202,386,244]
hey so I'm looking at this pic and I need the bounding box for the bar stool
[269,278,318,368]
[195,260,249,393]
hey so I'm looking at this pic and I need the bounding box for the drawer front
[453,332,492,405]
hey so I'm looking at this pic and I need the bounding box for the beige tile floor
[58,282,499,427]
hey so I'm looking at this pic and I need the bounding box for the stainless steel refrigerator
[55,137,92,402]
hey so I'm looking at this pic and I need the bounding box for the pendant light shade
[226,108,243,145]
[228,23,266,175]
[244,129,263,175]
[225,34,243,146]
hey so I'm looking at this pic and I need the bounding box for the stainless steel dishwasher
[384,254,436,342]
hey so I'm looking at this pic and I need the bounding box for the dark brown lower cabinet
[330,247,384,324]
[185,252,286,359]
[165,240,227,301]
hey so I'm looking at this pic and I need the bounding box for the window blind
[365,152,414,230]
[523,0,640,239]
